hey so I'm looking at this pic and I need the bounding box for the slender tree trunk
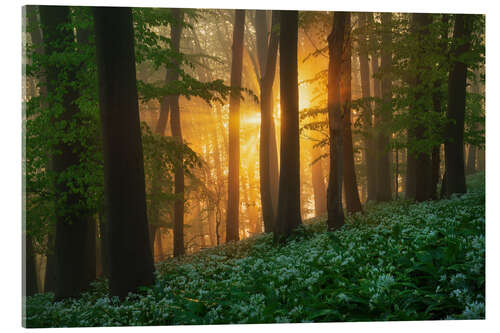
[341,13,363,214]
[93,6,155,298]
[466,144,476,174]
[311,144,327,216]
[85,217,97,284]
[326,12,346,231]
[409,13,433,202]
[358,12,377,203]
[466,70,481,175]
[97,209,109,279]
[259,11,280,233]
[226,10,245,242]
[274,10,302,241]
[444,14,473,196]
[375,12,393,202]
[167,9,186,257]
[24,235,38,296]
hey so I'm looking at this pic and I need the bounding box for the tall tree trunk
[167,9,186,257]
[466,69,481,175]
[375,12,393,202]
[226,10,245,242]
[410,13,433,202]
[444,14,473,196]
[430,15,450,200]
[358,12,377,202]
[24,235,38,297]
[93,6,155,299]
[259,11,280,233]
[466,144,476,174]
[44,232,56,293]
[274,10,302,241]
[326,12,346,231]
[341,13,363,214]
[39,5,91,300]
[311,143,327,216]
[85,217,96,284]
[97,209,109,279]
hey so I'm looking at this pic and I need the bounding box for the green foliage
[141,122,202,229]
[25,7,103,251]
[25,174,485,326]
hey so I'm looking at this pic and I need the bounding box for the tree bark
[43,231,56,293]
[410,13,434,202]
[166,9,186,257]
[24,235,38,297]
[274,10,302,241]
[311,144,327,216]
[259,11,280,233]
[93,6,155,299]
[226,9,245,242]
[341,13,363,214]
[326,12,346,231]
[375,12,393,202]
[444,14,473,196]
[358,12,377,202]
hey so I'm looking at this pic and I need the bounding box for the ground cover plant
[24,173,485,327]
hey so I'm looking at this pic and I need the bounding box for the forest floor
[24,172,485,327]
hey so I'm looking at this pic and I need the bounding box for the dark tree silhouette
[274,10,302,241]
[258,11,280,233]
[375,12,393,202]
[341,13,363,213]
[358,12,377,203]
[326,12,346,231]
[226,9,245,242]
[93,6,155,298]
[169,9,186,257]
[444,14,474,196]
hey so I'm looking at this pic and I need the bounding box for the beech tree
[39,5,93,300]
[93,6,155,298]
[326,12,346,231]
[444,14,474,196]
[357,12,377,203]
[258,11,280,232]
[274,10,302,241]
[341,12,363,213]
[226,9,245,242]
[169,9,186,257]
[375,12,393,202]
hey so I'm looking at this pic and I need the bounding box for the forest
[22,5,485,327]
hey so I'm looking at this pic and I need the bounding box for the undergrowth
[24,172,485,327]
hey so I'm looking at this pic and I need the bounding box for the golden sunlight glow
[241,111,261,125]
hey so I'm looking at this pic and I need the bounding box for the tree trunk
[410,13,434,202]
[444,14,473,196]
[226,10,245,242]
[274,10,302,241]
[259,11,280,233]
[341,13,363,214]
[311,144,327,216]
[326,12,346,231]
[466,144,476,175]
[167,9,186,257]
[93,6,155,299]
[39,5,92,300]
[375,12,393,202]
[24,235,38,297]
[358,12,377,203]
